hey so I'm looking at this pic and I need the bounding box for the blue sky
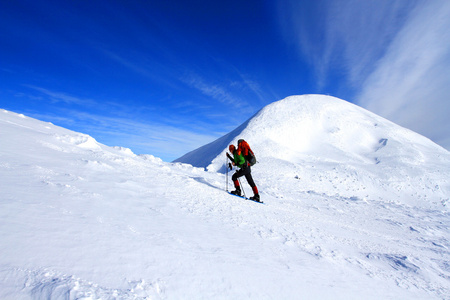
[1,0,449,161]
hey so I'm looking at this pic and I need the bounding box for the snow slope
[176,95,449,209]
[1,98,449,299]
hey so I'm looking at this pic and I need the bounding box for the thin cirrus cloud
[23,85,96,106]
[276,0,450,150]
[357,0,450,149]
[276,0,414,89]
[21,86,219,159]
[181,72,258,115]
[71,111,219,159]
[28,105,218,160]
[182,73,240,106]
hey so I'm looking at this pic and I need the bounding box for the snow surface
[1,95,450,299]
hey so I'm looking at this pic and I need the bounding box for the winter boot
[249,194,260,202]
[250,186,260,202]
[230,187,242,196]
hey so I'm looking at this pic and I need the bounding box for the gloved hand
[228,163,232,170]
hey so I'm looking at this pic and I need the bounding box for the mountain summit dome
[175,94,448,172]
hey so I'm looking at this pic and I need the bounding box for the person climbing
[227,143,260,202]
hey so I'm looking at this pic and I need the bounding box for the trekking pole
[238,177,246,199]
[225,155,228,191]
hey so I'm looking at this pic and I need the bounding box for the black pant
[232,163,256,188]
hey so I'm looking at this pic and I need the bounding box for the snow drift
[1,95,450,299]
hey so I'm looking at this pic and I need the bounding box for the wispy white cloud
[24,85,96,106]
[99,47,187,93]
[185,74,236,104]
[276,0,414,89]
[181,72,236,105]
[18,86,219,160]
[30,108,218,161]
[103,50,155,78]
[233,71,279,106]
[80,111,218,160]
[181,72,254,111]
[276,0,450,150]
[357,0,450,149]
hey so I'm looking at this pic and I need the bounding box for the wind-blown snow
[1,95,450,299]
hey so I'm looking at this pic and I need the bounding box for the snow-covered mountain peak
[176,94,449,208]
[177,94,448,170]
[244,94,446,163]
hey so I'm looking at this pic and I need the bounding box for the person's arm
[226,152,234,162]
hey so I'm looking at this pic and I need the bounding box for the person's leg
[244,167,260,201]
[231,168,246,196]
[231,164,252,195]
